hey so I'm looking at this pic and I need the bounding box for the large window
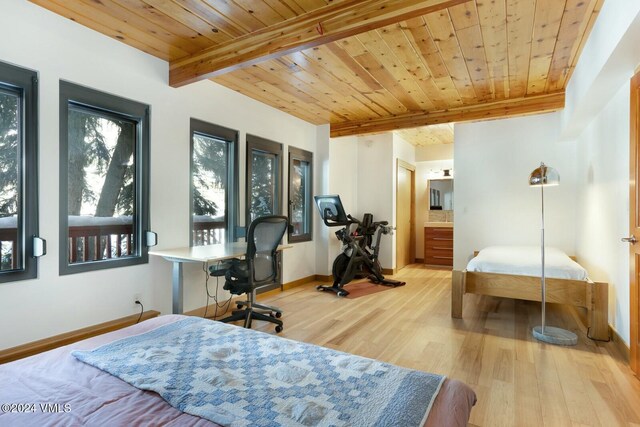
[0,61,38,282]
[246,135,283,226]
[59,81,149,275]
[288,146,313,243]
[190,119,238,246]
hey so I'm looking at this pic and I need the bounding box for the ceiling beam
[329,92,566,137]
[169,0,468,87]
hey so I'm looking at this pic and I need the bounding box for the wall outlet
[134,293,142,305]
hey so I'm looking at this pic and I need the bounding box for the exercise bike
[314,195,406,297]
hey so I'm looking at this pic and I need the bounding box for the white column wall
[356,134,395,269]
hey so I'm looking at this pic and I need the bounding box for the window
[288,146,313,242]
[190,119,238,246]
[59,81,149,275]
[246,135,283,226]
[0,61,38,283]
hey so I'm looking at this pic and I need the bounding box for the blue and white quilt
[73,317,444,427]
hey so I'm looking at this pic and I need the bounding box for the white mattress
[466,246,588,280]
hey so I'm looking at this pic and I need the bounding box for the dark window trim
[0,61,39,283]
[59,81,150,275]
[189,118,239,246]
[287,146,313,243]
[245,134,283,228]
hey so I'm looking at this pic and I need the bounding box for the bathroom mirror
[429,179,453,210]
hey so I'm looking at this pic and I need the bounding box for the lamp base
[532,326,578,346]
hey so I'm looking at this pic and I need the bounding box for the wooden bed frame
[451,253,609,341]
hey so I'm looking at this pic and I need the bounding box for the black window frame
[287,146,313,243]
[245,135,283,228]
[0,61,39,283]
[59,81,150,275]
[189,118,239,246]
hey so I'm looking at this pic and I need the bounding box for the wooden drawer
[424,227,453,267]
[424,227,453,238]
[424,239,453,250]
[424,254,453,266]
[424,247,453,258]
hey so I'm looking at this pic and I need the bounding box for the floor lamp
[529,162,578,346]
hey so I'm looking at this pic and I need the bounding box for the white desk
[149,243,290,314]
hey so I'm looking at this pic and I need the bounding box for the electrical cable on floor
[202,261,232,320]
[135,300,144,324]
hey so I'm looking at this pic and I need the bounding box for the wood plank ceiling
[396,123,454,146]
[30,0,604,142]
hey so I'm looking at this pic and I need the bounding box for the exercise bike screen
[314,195,348,226]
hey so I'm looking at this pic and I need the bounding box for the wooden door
[396,160,415,270]
[630,71,640,376]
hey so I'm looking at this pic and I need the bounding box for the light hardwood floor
[244,264,640,426]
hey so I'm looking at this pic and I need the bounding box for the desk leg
[172,261,184,314]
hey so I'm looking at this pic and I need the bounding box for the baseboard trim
[0,310,161,365]
[415,258,424,263]
[283,275,317,290]
[382,268,396,275]
[609,325,630,363]
[315,274,333,282]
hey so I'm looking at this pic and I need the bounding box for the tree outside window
[288,146,312,243]
[0,61,38,283]
[59,81,149,275]
[190,119,238,246]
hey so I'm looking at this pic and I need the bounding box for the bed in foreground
[0,315,476,426]
[451,246,609,341]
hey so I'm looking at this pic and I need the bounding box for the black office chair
[211,215,288,333]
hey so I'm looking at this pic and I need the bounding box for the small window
[59,81,150,275]
[190,119,238,246]
[288,146,313,243]
[246,135,283,226]
[0,61,38,283]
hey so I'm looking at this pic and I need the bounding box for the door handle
[621,235,637,244]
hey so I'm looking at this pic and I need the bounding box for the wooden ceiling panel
[31,0,605,135]
[395,123,455,146]
[476,0,509,99]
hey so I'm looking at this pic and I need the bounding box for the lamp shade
[529,162,560,187]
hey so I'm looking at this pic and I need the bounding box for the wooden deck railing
[1,218,228,268]
[0,228,18,270]
[192,219,226,246]
[68,223,134,264]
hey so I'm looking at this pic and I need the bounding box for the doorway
[396,160,415,270]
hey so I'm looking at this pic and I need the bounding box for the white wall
[573,83,630,343]
[561,0,640,344]
[314,125,331,276]
[561,1,640,141]
[454,112,578,270]
[0,1,322,349]
[324,136,359,274]
[357,134,395,268]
